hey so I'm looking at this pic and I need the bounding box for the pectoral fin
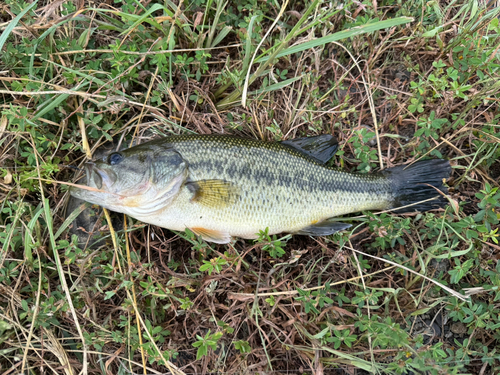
[190,227,232,244]
[186,179,239,208]
[296,220,351,236]
[280,135,338,164]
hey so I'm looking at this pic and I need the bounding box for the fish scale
[70,134,451,244]
[138,135,393,238]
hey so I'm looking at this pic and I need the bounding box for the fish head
[70,143,187,215]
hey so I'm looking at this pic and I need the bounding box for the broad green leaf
[312,327,330,339]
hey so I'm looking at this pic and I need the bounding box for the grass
[1,0,500,374]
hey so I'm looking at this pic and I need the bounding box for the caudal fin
[383,159,451,212]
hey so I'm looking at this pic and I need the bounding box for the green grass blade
[0,1,38,52]
[54,202,92,241]
[250,76,302,95]
[260,17,414,62]
[324,347,374,371]
[241,15,259,76]
[428,242,474,259]
[31,81,90,121]
[120,4,169,35]
[29,16,87,77]
[206,0,228,48]
[211,25,232,48]
[23,204,44,264]
[42,197,88,370]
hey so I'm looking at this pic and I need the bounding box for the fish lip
[84,162,114,191]
[85,162,93,183]
[84,162,103,189]
[89,163,118,191]
[68,163,96,200]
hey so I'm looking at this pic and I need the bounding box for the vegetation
[1,0,500,374]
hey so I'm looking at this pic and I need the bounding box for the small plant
[351,288,383,308]
[175,53,195,80]
[192,330,223,360]
[408,94,424,113]
[182,228,211,254]
[265,295,276,306]
[177,297,194,311]
[415,111,448,140]
[355,315,409,349]
[448,258,474,284]
[216,319,234,334]
[199,256,228,275]
[327,329,357,349]
[234,340,252,354]
[295,283,334,315]
[255,228,290,258]
[475,183,500,226]
[346,128,379,172]
[0,262,20,285]
[367,212,411,249]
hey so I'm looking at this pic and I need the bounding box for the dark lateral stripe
[189,160,389,194]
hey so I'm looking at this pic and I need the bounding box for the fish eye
[108,152,124,165]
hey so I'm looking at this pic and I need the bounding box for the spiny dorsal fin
[296,220,351,236]
[186,179,239,208]
[280,135,338,164]
[190,227,232,244]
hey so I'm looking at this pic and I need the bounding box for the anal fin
[296,220,351,236]
[190,227,232,244]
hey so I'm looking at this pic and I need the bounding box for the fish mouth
[85,163,102,189]
[85,163,117,191]
[68,164,97,201]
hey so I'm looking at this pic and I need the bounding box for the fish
[69,134,451,244]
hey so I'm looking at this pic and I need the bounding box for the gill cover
[124,148,188,216]
[70,143,188,215]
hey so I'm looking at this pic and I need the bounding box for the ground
[1,0,500,374]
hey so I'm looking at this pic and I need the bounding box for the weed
[200,256,228,275]
[295,283,334,316]
[234,339,252,354]
[327,329,357,349]
[192,329,223,360]
[2,0,500,373]
[255,228,290,258]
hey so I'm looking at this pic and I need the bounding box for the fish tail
[383,159,452,212]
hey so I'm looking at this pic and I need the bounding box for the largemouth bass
[70,134,451,243]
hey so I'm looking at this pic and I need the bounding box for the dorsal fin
[280,135,338,164]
